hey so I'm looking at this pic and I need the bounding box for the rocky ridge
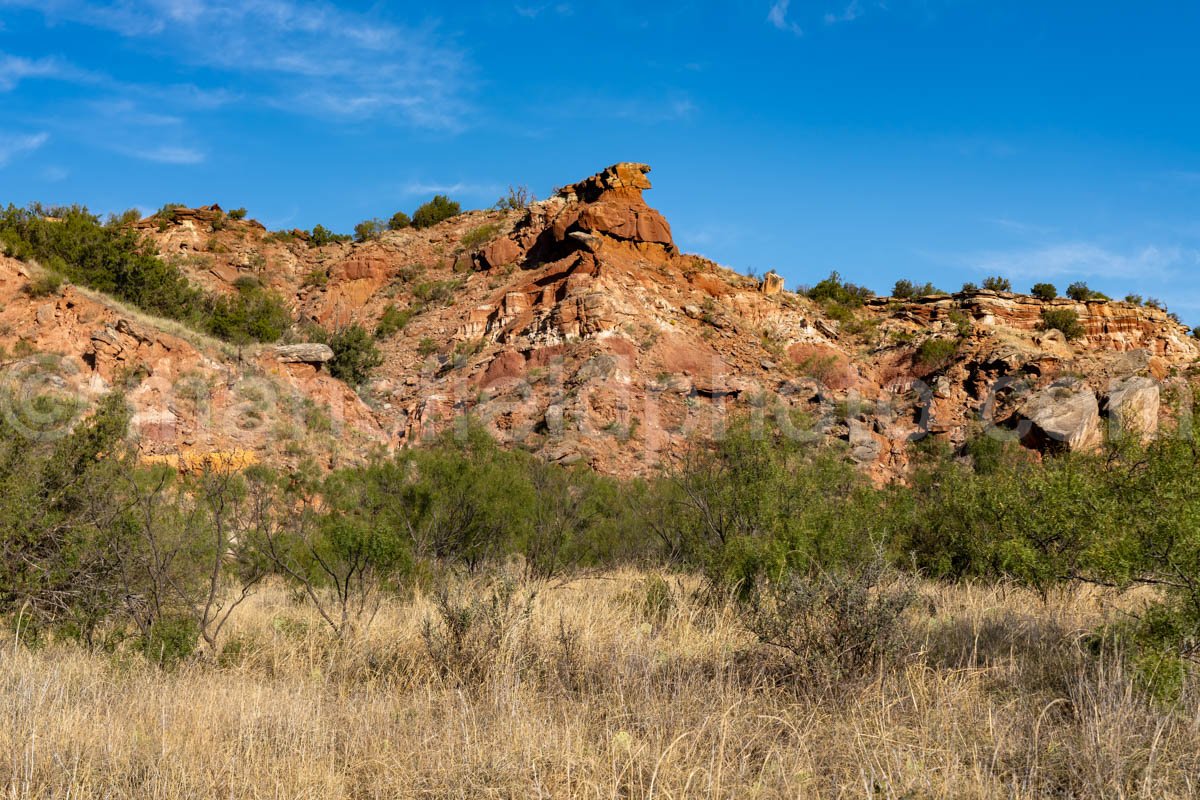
[2,162,1197,481]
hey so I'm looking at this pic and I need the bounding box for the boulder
[478,237,522,270]
[1104,376,1159,441]
[848,419,882,464]
[1016,379,1102,453]
[274,343,334,364]
[759,271,785,295]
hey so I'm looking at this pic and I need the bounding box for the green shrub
[388,211,411,230]
[309,224,351,247]
[412,278,462,306]
[411,195,462,229]
[892,279,942,299]
[460,223,500,251]
[0,204,289,343]
[375,303,416,339]
[327,324,384,386]
[1040,308,1084,340]
[204,283,292,343]
[354,219,386,243]
[417,337,438,356]
[140,614,199,668]
[1031,282,1057,301]
[232,275,261,292]
[915,337,958,369]
[982,275,1011,292]
[302,269,328,288]
[960,282,979,293]
[107,208,142,227]
[154,203,184,230]
[1066,281,1110,302]
[25,271,63,297]
[228,208,248,220]
[803,271,872,307]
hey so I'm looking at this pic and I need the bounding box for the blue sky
[2,1,1199,319]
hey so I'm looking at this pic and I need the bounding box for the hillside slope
[2,162,1197,480]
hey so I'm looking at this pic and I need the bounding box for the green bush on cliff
[354,219,387,243]
[1040,308,1085,340]
[0,203,290,343]
[326,324,384,386]
[309,224,351,247]
[1031,282,1057,301]
[411,195,462,229]
[915,337,959,369]
[892,279,943,299]
[803,271,873,307]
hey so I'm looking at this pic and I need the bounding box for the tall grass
[2,572,1198,798]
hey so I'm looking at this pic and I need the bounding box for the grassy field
[2,570,1198,799]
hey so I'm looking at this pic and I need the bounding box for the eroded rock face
[274,344,334,364]
[18,162,1200,484]
[874,292,1195,357]
[760,271,785,295]
[1016,379,1103,453]
[1105,375,1160,440]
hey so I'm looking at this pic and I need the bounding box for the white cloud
[767,0,803,34]
[3,0,470,129]
[966,242,1199,281]
[824,1,862,24]
[0,53,91,91]
[983,217,1058,237]
[514,3,572,18]
[0,131,49,166]
[400,180,503,198]
[122,144,206,165]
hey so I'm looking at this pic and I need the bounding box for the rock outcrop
[274,344,334,364]
[1016,379,1103,453]
[1104,375,1160,441]
[6,162,1198,483]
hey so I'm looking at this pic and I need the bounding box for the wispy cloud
[131,145,206,165]
[5,0,471,129]
[400,180,503,198]
[767,0,803,35]
[0,50,235,116]
[984,217,1058,237]
[0,52,93,91]
[824,1,863,24]
[965,242,1199,281]
[514,3,572,18]
[611,95,697,123]
[0,131,49,166]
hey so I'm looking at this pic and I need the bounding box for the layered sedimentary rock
[7,162,1199,483]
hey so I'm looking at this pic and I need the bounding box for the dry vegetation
[3,571,1199,799]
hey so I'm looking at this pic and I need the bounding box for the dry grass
[2,571,1199,798]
